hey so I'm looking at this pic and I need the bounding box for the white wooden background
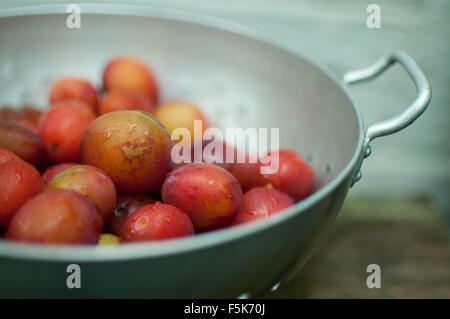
[1,0,449,213]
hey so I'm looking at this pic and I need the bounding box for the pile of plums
[0,57,314,245]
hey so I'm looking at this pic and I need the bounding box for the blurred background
[1,0,449,298]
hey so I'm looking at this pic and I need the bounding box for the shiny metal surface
[344,52,432,185]
[0,5,430,298]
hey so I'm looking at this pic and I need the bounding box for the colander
[0,5,431,298]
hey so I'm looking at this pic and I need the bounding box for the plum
[42,162,78,185]
[80,110,173,194]
[230,150,314,201]
[49,77,98,110]
[173,138,239,170]
[103,57,159,104]
[16,119,39,135]
[0,105,42,124]
[120,202,194,242]
[155,100,209,144]
[0,121,44,165]
[161,163,243,230]
[46,164,117,222]
[227,157,261,192]
[98,233,120,245]
[231,187,293,225]
[6,189,102,244]
[105,194,156,236]
[0,106,42,134]
[0,147,22,165]
[0,160,44,227]
[193,139,239,170]
[38,99,96,162]
[0,106,17,121]
[16,106,43,125]
[259,150,314,201]
[97,89,156,115]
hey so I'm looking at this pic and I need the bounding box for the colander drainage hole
[237,292,250,299]
[270,282,281,292]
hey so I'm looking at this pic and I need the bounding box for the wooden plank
[266,196,450,298]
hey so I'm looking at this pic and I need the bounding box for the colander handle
[343,51,431,185]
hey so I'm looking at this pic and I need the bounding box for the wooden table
[266,196,450,298]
